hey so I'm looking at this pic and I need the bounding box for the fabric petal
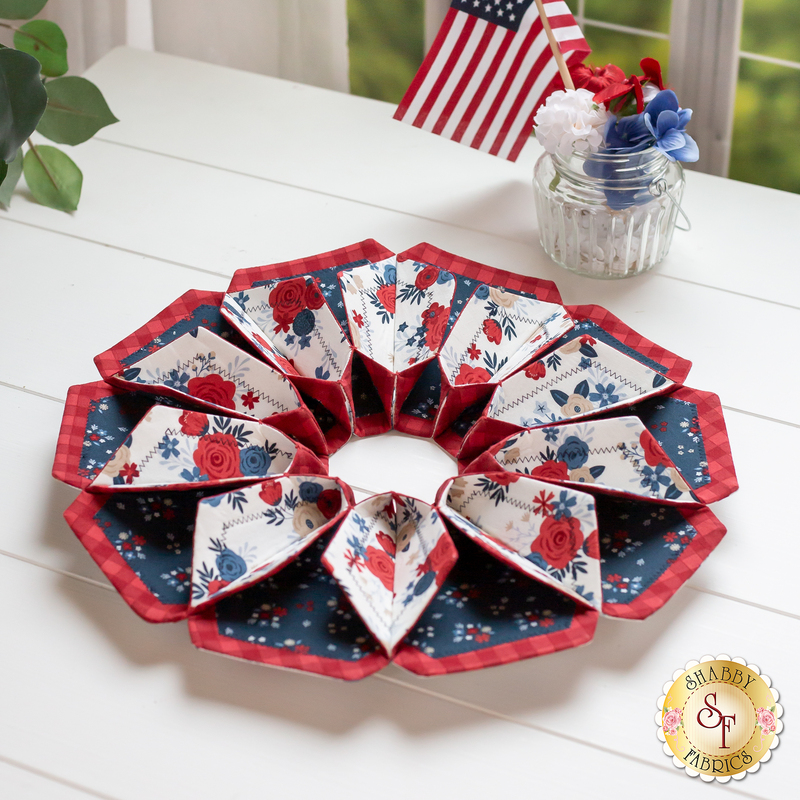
[670,133,700,162]
[656,110,680,138]
[645,89,679,119]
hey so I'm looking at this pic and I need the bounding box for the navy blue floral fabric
[560,320,668,374]
[80,391,181,482]
[213,533,383,663]
[596,496,698,606]
[120,304,237,368]
[400,360,442,421]
[403,531,578,658]
[94,490,210,605]
[625,395,710,489]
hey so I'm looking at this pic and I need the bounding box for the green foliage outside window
[347,0,800,194]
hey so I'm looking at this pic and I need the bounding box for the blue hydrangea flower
[642,90,698,162]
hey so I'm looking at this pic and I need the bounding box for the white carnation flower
[534,88,609,157]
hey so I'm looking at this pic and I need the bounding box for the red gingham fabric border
[567,304,692,383]
[227,239,396,292]
[54,380,130,490]
[64,491,192,623]
[94,290,226,380]
[397,243,564,305]
[602,505,727,620]
[393,606,598,676]
[188,611,390,680]
[667,386,738,505]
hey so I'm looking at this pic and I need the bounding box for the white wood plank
[75,47,799,306]
[0,760,107,800]
[385,585,796,797]
[2,193,798,425]
[0,223,228,399]
[0,555,735,800]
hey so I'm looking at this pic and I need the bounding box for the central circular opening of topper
[328,432,457,504]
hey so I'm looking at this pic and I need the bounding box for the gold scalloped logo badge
[656,655,782,782]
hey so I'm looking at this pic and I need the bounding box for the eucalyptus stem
[0,20,52,49]
[26,137,57,187]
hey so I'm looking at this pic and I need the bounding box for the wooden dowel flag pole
[393,0,590,160]
[534,0,575,90]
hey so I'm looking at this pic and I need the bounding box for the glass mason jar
[533,147,685,279]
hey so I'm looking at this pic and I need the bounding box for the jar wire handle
[649,178,691,232]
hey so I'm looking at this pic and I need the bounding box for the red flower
[119,462,140,484]
[571,62,626,94]
[579,334,597,346]
[187,374,237,410]
[415,265,439,290]
[455,364,492,385]
[639,430,667,468]
[482,318,502,344]
[531,460,569,482]
[305,281,325,310]
[540,618,554,628]
[376,283,396,313]
[532,489,555,517]
[122,541,132,551]
[530,516,584,570]
[365,546,395,591]
[640,57,664,90]
[376,531,396,556]
[207,579,231,595]
[269,277,307,328]
[525,361,546,380]
[467,343,482,361]
[259,480,282,506]
[606,573,622,583]
[352,310,364,328]
[426,535,453,577]
[193,433,242,480]
[422,303,449,350]
[89,433,100,441]
[240,390,257,410]
[317,489,342,519]
[179,410,208,436]
[488,471,520,487]
[132,535,146,546]
[584,530,600,560]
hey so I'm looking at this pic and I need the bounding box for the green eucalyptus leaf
[36,76,118,145]
[0,147,22,206]
[0,48,47,162]
[0,161,6,184]
[0,0,48,19]
[23,143,81,211]
[14,20,67,77]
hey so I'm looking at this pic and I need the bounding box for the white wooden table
[1,47,797,800]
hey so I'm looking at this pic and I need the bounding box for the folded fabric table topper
[52,239,738,680]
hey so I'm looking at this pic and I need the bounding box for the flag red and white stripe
[394,0,590,161]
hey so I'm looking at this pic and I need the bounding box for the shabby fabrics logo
[656,655,782,782]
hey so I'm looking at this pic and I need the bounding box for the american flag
[394,0,590,161]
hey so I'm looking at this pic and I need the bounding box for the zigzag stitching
[495,363,651,415]
[221,509,287,536]
[312,326,343,375]
[503,444,620,466]
[358,293,376,359]
[167,357,291,414]
[138,425,181,470]
[458,488,536,517]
